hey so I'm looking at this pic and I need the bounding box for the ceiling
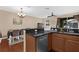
[0,6,79,18]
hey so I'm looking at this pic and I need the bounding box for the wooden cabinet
[0,38,23,52]
[52,34,65,52]
[10,42,23,52]
[51,33,79,52]
[48,33,52,51]
[0,39,9,52]
[26,34,36,52]
[65,40,79,52]
[64,34,79,52]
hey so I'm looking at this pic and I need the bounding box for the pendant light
[17,8,26,18]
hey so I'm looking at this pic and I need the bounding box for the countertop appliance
[37,23,44,29]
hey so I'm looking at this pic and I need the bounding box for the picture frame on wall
[13,17,22,25]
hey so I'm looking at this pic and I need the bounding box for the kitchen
[0,6,79,52]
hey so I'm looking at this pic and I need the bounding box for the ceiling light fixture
[18,8,26,18]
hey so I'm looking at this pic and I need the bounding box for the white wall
[0,10,43,36]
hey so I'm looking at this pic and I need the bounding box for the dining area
[0,29,24,52]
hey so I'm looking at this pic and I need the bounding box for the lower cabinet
[26,34,36,52]
[0,39,9,52]
[51,33,79,52]
[65,40,79,52]
[0,39,23,52]
[10,42,23,52]
[52,35,65,52]
[48,33,52,51]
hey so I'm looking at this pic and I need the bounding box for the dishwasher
[37,34,48,52]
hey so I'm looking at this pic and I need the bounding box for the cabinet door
[26,35,36,52]
[0,39,9,52]
[52,37,65,52]
[48,33,52,51]
[65,40,79,52]
[10,42,23,52]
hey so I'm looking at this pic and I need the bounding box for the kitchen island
[26,29,79,52]
[26,30,56,52]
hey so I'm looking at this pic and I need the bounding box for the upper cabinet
[57,15,79,32]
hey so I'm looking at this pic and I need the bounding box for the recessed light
[26,6,31,8]
[45,8,49,10]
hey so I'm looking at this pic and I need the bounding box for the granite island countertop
[26,30,79,37]
[26,30,57,37]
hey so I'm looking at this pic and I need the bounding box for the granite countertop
[27,30,57,37]
[33,31,57,37]
[27,30,79,37]
[58,32,79,36]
